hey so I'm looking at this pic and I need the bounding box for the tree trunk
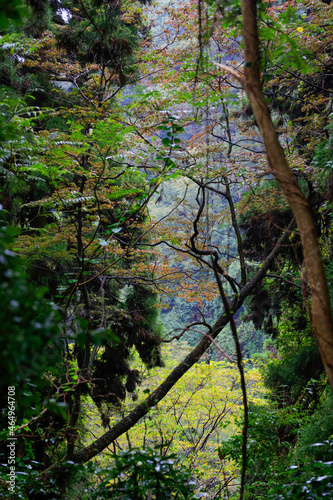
[240,0,333,393]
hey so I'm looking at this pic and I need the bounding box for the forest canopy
[1,0,333,499]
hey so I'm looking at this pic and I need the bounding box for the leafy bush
[263,342,324,407]
[0,219,73,499]
[0,221,63,419]
[221,402,304,500]
[268,446,333,500]
[92,448,199,499]
[296,391,333,462]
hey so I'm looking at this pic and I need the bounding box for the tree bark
[240,0,333,392]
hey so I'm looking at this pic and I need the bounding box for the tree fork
[239,0,333,392]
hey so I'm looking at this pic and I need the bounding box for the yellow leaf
[296,27,304,33]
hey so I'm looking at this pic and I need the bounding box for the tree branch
[43,217,294,472]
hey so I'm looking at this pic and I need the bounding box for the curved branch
[43,217,294,472]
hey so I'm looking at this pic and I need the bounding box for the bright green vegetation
[1,0,333,499]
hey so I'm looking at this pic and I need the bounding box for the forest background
[1,0,333,498]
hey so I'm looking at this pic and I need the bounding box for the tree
[2,0,333,498]
[1,0,166,493]
[233,0,333,391]
[52,0,333,469]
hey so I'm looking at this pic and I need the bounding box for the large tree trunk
[240,0,333,392]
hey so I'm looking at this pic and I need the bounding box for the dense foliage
[1,0,333,498]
